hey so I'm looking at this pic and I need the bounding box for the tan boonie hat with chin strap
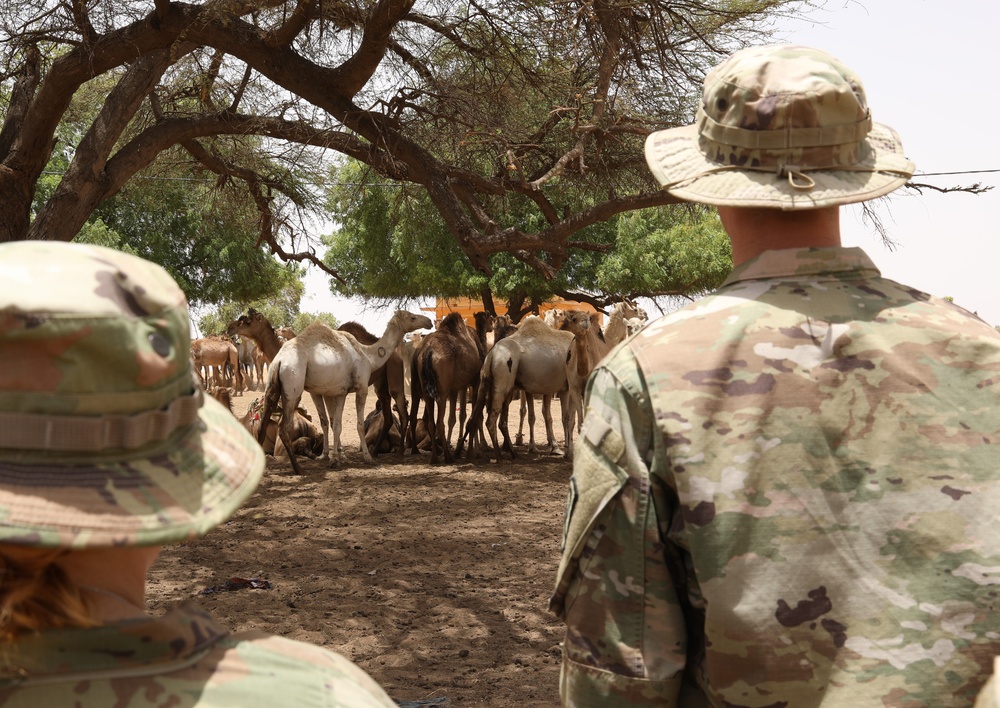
[0,241,264,549]
[644,44,915,210]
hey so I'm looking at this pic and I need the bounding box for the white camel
[256,310,432,474]
[467,316,584,462]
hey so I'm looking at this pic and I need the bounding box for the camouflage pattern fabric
[644,44,914,210]
[551,247,1000,706]
[0,240,264,548]
[0,601,397,707]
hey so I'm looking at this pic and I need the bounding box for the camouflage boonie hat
[645,44,915,209]
[0,241,264,548]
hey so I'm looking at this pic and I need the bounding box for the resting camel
[338,320,408,455]
[257,310,432,474]
[466,316,582,462]
[408,312,483,464]
[191,336,243,394]
[209,389,322,458]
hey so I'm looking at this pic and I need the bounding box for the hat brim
[0,396,265,548]
[644,122,914,210]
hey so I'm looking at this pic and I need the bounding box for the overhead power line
[915,169,1000,177]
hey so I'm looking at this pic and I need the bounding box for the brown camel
[258,310,433,474]
[408,312,483,464]
[337,320,408,455]
[191,335,243,394]
[227,308,284,362]
[363,402,433,454]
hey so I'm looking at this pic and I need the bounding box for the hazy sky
[772,1,1000,326]
[302,1,1000,330]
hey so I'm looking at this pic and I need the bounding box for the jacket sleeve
[550,357,692,707]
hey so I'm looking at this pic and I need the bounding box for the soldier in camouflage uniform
[0,241,395,707]
[550,44,1000,706]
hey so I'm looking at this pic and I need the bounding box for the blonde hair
[0,545,99,642]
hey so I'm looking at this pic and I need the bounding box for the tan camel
[514,309,593,451]
[258,310,432,474]
[251,346,268,386]
[191,336,243,394]
[235,337,266,390]
[408,312,483,464]
[556,309,595,430]
[466,316,582,462]
[208,389,321,458]
[602,300,646,347]
[337,320,408,455]
[399,331,424,397]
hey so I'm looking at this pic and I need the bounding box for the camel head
[473,310,495,332]
[560,309,592,335]
[390,310,433,334]
[543,308,566,329]
[227,308,270,338]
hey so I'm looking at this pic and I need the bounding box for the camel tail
[257,360,282,445]
[420,349,440,400]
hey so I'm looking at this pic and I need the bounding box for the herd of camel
[189,302,648,472]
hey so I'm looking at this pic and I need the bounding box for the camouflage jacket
[551,247,1000,707]
[0,600,396,707]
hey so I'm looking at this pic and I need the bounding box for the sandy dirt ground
[146,383,573,707]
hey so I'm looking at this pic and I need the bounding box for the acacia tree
[0,0,804,289]
[323,158,732,318]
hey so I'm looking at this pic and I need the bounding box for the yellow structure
[424,297,601,328]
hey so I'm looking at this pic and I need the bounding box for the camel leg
[541,394,559,454]
[355,390,374,463]
[370,383,393,457]
[330,395,348,465]
[425,397,439,464]
[459,378,484,460]
[498,397,516,460]
[407,351,423,454]
[393,390,408,455]
[485,400,502,461]
[515,391,528,446]
[559,390,574,462]
[279,394,304,475]
[527,394,541,453]
[308,392,331,463]
[437,394,453,464]
[458,389,469,448]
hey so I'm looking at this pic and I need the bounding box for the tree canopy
[323,158,732,317]
[0,0,807,307]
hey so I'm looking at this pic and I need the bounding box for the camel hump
[517,316,549,335]
[338,321,377,344]
[439,312,465,332]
